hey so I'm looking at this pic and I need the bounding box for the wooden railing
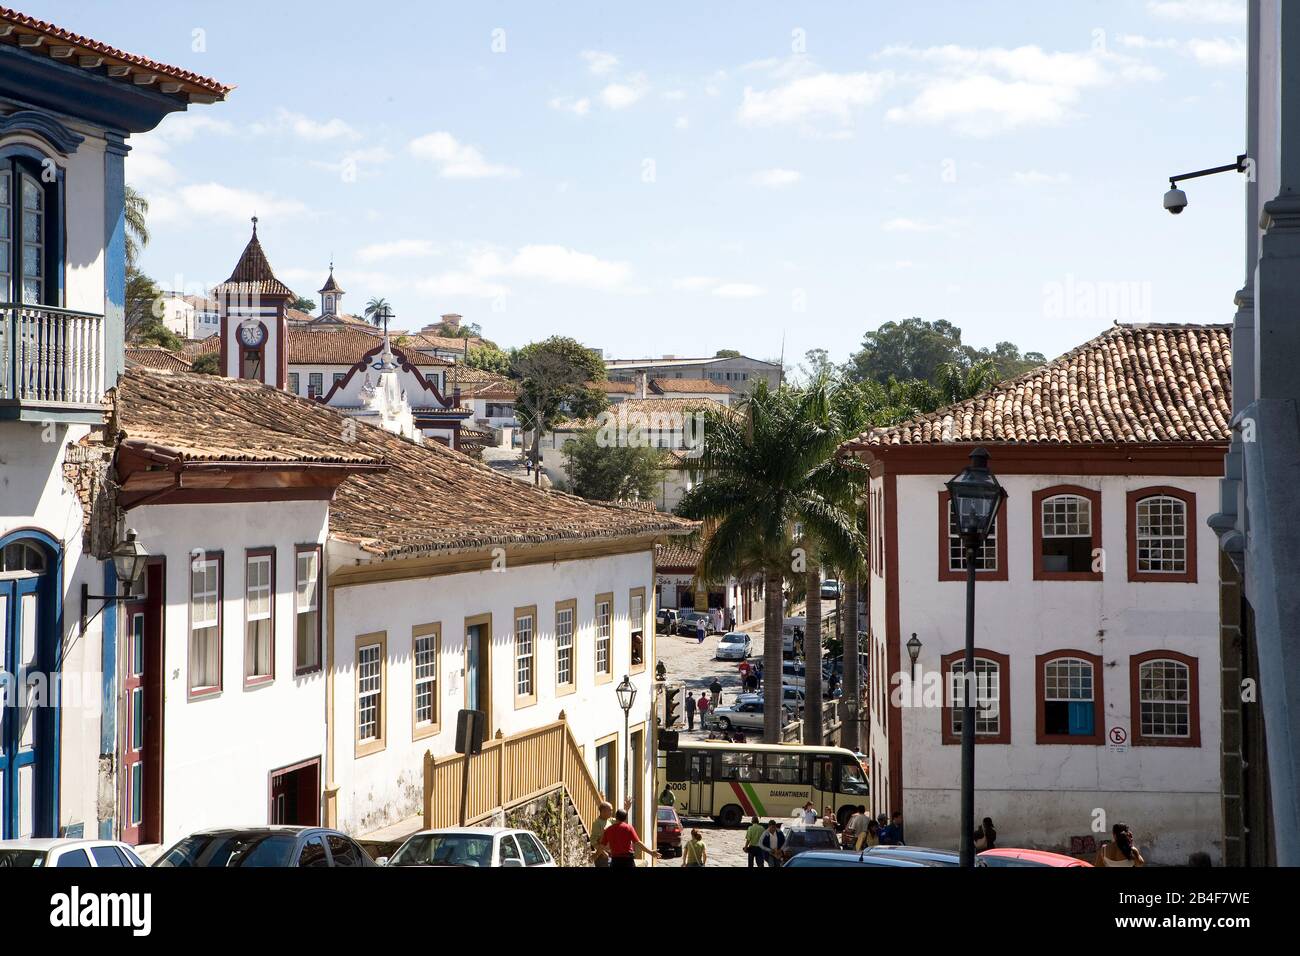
[1,303,104,407]
[422,715,605,834]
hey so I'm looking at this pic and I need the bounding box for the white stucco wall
[885,471,1222,863]
[328,546,659,841]
[126,500,331,846]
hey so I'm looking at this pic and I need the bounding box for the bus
[656,740,870,829]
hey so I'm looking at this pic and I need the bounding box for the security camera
[1164,187,1188,215]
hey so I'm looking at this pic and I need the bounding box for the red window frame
[1126,486,1197,584]
[1032,485,1103,581]
[939,647,1011,745]
[187,550,224,701]
[1130,650,1201,748]
[937,490,1008,582]
[1035,650,1105,745]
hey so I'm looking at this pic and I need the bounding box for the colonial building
[0,7,229,840]
[605,353,781,392]
[655,542,763,626]
[843,324,1230,864]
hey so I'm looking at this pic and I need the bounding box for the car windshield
[657,808,678,823]
[0,849,47,867]
[389,833,494,867]
[721,634,744,643]
[155,833,299,867]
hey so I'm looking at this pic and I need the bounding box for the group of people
[589,800,658,868]
[736,659,762,694]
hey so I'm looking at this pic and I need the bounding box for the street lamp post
[945,447,1006,868]
[615,675,637,813]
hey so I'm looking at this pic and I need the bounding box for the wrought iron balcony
[0,303,106,421]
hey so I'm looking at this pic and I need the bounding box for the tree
[934,359,1000,405]
[364,297,391,328]
[291,296,317,313]
[799,348,837,384]
[844,317,967,385]
[512,337,609,485]
[125,185,149,272]
[675,380,867,743]
[190,353,219,375]
[714,349,741,359]
[561,428,665,502]
[124,268,163,340]
[463,343,514,376]
[962,341,1046,380]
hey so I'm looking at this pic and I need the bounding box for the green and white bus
[656,740,870,828]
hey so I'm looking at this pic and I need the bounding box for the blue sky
[39,0,1248,368]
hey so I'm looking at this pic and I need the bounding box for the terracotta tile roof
[556,397,728,430]
[112,367,386,465]
[849,324,1232,449]
[651,378,733,395]
[125,345,192,372]
[211,224,295,300]
[404,331,483,352]
[318,268,343,294]
[0,6,232,100]
[328,415,695,560]
[445,365,516,398]
[656,543,701,571]
[286,329,448,367]
[179,336,218,359]
[590,380,636,394]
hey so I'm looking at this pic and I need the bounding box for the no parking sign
[1107,726,1128,753]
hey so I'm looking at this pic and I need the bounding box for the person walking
[684,691,696,731]
[682,829,707,867]
[695,619,707,644]
[864,818,881,848]
[842,806,861,849]
[659,784,676,807]
[743,816,767,867]
[590,801,613,867]
[974,817,997,851]
[879,810,905,845]
[754,661,763,687]
[697,693,711,726]
[599,808,659,868]
[850,804,871,849]
[759,820,788,867]
[1095,823,1145,867]
[709,677,723,707]
[821,806,836,830]
[800,801,818,826]
[738,660,751,684]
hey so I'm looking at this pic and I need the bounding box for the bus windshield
[840,758,869,795]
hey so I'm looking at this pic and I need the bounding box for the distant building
[605,354,781,392]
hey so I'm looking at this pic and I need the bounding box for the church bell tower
[212,217,294,388]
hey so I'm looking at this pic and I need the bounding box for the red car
[978,848,1093,867]
[656,806,683,857]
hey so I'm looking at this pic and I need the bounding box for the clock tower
[213,217,294,387]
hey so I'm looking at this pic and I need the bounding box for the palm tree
[363,297,391,328]
[934,359,999,405]
[124,185,149,271]
[676,379,867,743]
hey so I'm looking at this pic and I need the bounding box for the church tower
[318,262,344,317]
[212,217,294,388]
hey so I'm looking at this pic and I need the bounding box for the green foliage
[512,336,608,436]
[430,319,484,339]
[190,353,220,375]
[135,323,183,351]
[124,185,148,272]
[291,296,316,313]
[464,343,515,376]
[714,349,741,358]
[561,428,665,502]
[124,268,163,341]
[364,297,391,328]
[844,317,966,385]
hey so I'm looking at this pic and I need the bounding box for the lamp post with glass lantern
[615,675,637,813]
[945,448,1006,868]
[80,528,151,633]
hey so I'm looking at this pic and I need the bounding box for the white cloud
[460,244,637,293]
[738,70,892,127]
[310,146,393,178]
[1147,0,1245,24]
[601,75,649,109]
[674,116,690,130]
[672,276,720,291]
[150,183,308,225]
[749,168,802,187]
[251,108,360,142]
[408,132,519,179]
[417,272,510,299]
[126,138,179,188]
[153,112,236,142]
[549,96,592,116]
[1187,37,1247,67]
[882,217,953,233]
[581,50,620,75]
[1117,34,1180,50]
[357,239,439,263]
[1012,169,1072,185]
[663,89,687,101]
[712,283,766,298]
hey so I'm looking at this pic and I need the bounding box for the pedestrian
[759,820,788,867]
[754,661,763,687]
[599,808,659,868]
[659,784,676,807]
[974,817,997,851]
[821,806,836,830]
[800,801,818,826]
[879,810,905,845]
[590,800,614,867]
[842,806,861,848]
[709,677,723,706]
[743,816,767,868]
[738,660,751,683]
[864,818,881,848]
[682,829,707,867]
[684,691,696,731]
[732,729,747,743]
[850,804,871,849]
[725,608,735,631]
[696,619,707,644]
[697,693,710,723]
[1095,823,1145,867]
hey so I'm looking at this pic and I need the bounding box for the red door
[270,759,320,826]
[122,563,163,845]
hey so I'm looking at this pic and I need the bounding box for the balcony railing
[1,303,105,410]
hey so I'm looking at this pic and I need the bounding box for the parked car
[656,806,683,857]
[819,580,841,600]
[714,631,752,660]
[382,827,555,867]
[709,700,768,731]
[675,610,711,636]
[864,845,986,867]
[154,827,375,867]
[656,608,679,634]
[781,661,807,689]
[736,685,805,713]
[782,824,840,860]
[0,838,146,868]
[783,849,934,868]
[979,848,1093,867]
[781,617,806,656]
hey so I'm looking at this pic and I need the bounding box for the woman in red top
[599,809,659,867]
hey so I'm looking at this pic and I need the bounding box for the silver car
[710,700,782,731]
[714,631,752,660]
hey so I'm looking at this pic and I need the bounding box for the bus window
[763,752,804,785]
[839,757,870,796]
[717,751,756,781]
[690,753,710,783]
[811,756,835,794]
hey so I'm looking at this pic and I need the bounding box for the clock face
[238,322,266,348]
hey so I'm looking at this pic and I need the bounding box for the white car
[0,838,146,868]
[714,631,752,660]
[381,827,556,867]
[737,685,805,712]
[709,700,786,731]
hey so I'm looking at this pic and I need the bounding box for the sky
[36,0,1249,369]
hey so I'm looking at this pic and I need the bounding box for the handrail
[1,303,105,406]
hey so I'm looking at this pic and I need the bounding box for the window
[326,834,365,867]
[498,835,522,865]
[295,547,321,674]
[595,737,617,802]
[308,372,323,399]
[629,588,646,672]
[244,551,273,685]
[189,555,221,696]
[1128,488,1197,583]
[1131,651,1200,747]
[595,593,613,682]
[288,373,300,394]
[1036,652,1103,744]
[298,836,329,868]
[762,753,804,785]
[332,372,344,389]
[941,649,1010,745]
[514,606,536,707]
[517,832,549,866]
[412,624,440,739]
[938,491,1006,581]
[716,751,757,781]
[1,158,58,305]
[1034,487,1102,579]
[55,849,91,868]
[555,600,576,695]
[356,632,387,756]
